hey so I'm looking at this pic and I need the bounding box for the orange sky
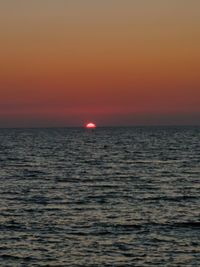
[0,0,200,127]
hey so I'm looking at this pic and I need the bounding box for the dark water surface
[0,126,200,266]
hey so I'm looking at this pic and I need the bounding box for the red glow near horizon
[85,122,96,129]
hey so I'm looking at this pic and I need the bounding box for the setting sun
[85,122,96,129]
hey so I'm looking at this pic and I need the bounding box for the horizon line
[0,124,199,130]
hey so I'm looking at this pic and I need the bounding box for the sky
[0,0,200,127]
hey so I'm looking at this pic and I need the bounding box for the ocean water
[0,126,200,267]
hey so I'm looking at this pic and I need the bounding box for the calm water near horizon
[0,126,200,266]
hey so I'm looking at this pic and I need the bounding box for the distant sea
[0,126,200,266]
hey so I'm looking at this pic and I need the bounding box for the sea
[0,126,200,267]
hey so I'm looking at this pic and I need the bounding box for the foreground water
[0,126,200,266]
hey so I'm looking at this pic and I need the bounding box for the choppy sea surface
[0,126,200,267]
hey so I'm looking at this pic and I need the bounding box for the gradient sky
[0,0,200,127]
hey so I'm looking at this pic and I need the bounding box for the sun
[85,122,96,129]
